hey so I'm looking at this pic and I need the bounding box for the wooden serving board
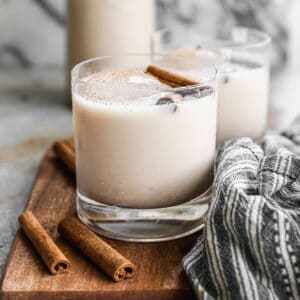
[0,148,198,299]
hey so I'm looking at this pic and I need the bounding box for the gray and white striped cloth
[184,118,300,300]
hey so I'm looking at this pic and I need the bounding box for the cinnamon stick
[53,139,75,174]
[19,211,71,275]
[58,217,136,282]
[146,65,198,87]
[145,71,181,88]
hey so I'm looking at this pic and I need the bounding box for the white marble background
[0,0,299,69]
[0,0,65,68]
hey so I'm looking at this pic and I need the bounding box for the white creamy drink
[73,69,216,209]
[217,61,269,143]
[164,47,270,144]
[67,0,155,102]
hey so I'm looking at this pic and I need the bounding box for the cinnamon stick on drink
[144,71,181,88]
[58,217,136,282]
[19,211,71,275]
[146,65,198,87]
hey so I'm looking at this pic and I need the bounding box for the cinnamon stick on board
[53,139,75,174]
[19,211,71,275]
[58,217,136,282]
[146,65,198,87]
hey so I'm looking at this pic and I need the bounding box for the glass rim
[223,27,271,50]
[71,54,217,93]
[154,26,271,51]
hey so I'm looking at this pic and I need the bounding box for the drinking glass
[72,54,217,241]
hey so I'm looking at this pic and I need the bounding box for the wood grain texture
[0,149,198,300]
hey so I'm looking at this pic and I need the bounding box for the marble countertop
[0,65,299,278]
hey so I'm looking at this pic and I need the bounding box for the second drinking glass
[153,27,271,143]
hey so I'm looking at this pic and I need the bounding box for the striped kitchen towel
[183,117,300,300]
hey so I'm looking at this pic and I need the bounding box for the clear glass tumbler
[153,27,271,144]
[72,54,217,242]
